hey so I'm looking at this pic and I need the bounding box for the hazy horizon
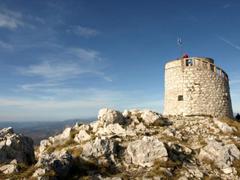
[0,0,239,121]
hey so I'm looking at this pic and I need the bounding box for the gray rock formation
[0,127,35,165]
[98,108,126,126]
[125,136,168,167]
[1,108,240,180]
[82,137,117,166]
[198,139,240,170]
[35,150,73,178]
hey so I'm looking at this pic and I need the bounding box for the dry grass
[219,117,240,136]
[0,164,37,180]
[68,147,83,158]
[46,138,76,154]
[46,129,79,154]
[160,135,179,144]
[146,159,182,178]
[233,159,240,176]
[200,157,218,171]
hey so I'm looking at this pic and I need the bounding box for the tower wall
[163,57,233,118]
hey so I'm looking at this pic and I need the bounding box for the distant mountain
[0,118,95,145]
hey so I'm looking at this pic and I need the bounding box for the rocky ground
[0,108,240,179]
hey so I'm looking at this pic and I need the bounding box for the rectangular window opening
[186,59,193,66]
[178,95,183,101]
[210,64,215,72]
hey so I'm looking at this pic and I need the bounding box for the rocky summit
[0,109,240,180]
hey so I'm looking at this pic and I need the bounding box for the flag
[177,38,182,46]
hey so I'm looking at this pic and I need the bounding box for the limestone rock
[125,136,168,167]
[36,150,73,178]
[213,118,235,134]
[122,109,141,119]
[32,168,47,178]
[96,124,127,137]
[39,139,51,154]
[0,163,18,174]
[0,127,35,165]
[82,137,117,165]
[0,127,14,137]
[135,123,146,132]
[3,109,239,179]
[74,129,91,143]
[140,110,164,126]
[50,127,72,144]
[198,139,240,169]
[38,127,75,156]
[98,108,126,126]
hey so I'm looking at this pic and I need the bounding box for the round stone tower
[163,57,233,118]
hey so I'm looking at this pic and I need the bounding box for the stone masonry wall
[164,60,184,115]
[163,58,233,118]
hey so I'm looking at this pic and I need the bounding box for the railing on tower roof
[182,57,229,81]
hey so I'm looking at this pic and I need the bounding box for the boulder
[82,137,117,165]
[32,168,48,178]
[213,118,235,134]
[74,129,91,143]
[198,139,240,170]
[135,123,146,132]
[36,150,73,178]
[49,127,72,144]
[39,139,52,154]
[123,109,166,126]
[0,127,14,137]
[0,163,18,174]
[98,108,126,126]
[96,124,127,137]
[125,136,168,167]
[140,110,163,126]
[0,127,35,165]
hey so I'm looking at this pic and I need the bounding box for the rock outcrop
[0,127,35,176]
[1,108,240,179]
[125,136,168,167]
[198,139,240,171]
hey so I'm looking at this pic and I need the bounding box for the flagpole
[177,38,184,58]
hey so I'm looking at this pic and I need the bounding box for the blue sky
[0,0,239,121]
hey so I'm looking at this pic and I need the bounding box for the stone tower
[163,57,233,118]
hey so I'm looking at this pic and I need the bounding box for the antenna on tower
[177,37,184,57]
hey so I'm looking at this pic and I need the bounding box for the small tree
[236,113,240,121]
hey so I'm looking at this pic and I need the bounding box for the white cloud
[18,47,109,83]
[0,89,163,121]
[67,25,99,38]
[0,8,24,29]
[68,48,101,61]
[19,61,91,80]
[19,82,61,91]
[218,36,240,51]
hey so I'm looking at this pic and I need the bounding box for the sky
[0,0,239,121]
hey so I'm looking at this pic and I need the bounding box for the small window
[178,95,183,101]
[210,64,214,72]
[186,59,193,66]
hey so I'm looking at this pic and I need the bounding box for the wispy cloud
[0,88,163,121]
[17,46,112,92]
[19,82,62,91]
[68,48,102,61]
[218,36,240,51]
[19,61,91,80]
[67,25,99,38]
[0,8,24,29]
